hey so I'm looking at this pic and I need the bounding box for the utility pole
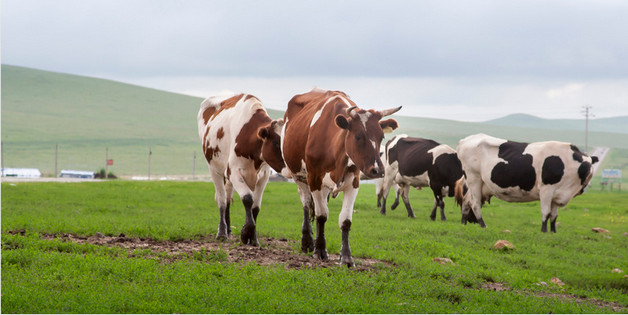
[1,141,4,175]
[55,144,58,177]
[192,151,196,180]
[148,147,152,180]
[105,147,109,179]
[581,105,594,153]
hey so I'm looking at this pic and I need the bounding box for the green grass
[3,64,627,176]
[2,181,627,313]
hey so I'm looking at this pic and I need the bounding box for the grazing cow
[281,88,400,266]
[378,134,465,220]
[197,92,285,245]
[455,133,599,232]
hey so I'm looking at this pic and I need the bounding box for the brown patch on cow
[204,146,221,162]
[216,127,225,140]
[202,106,216,125]
[234,108,271,170]
[208,94,244,120]
[34,232,390,271]
[244,94,259,102]
[454,178,466,207]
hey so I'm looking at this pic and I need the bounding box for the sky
[2,0,628,121]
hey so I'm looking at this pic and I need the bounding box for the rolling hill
[2,65,627,176]
[484,113,628,134]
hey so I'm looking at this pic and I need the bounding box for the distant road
[590,147,609,175]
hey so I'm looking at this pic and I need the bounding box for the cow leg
[229,167,260,246]
[550,202,559,233]
[391,185,401,210]
[430,198,438,221]
[465,184,486,227]
[439,199,446,221]
[540,190,553,233]
[296,181,315,253]
[240,168,271,247]
[376,178,383,208]
[400,184,415,218]
[311,189,330,261]
[225,180,234,236]
[210,169,230,241]
[379,176,393,216]
[339,183,358,267]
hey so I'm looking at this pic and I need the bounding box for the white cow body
[455,133,598,232]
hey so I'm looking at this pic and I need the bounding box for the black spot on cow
[571,144,584,162]
[541,155,564,185]
[490,141,536,191]
[431,153,465,197]
[578,162,592,185]
[389,138,439,177]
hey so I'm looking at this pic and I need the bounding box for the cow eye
[273,140,280,148]
[354,134,362,141]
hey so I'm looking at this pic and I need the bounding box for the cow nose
[367,166,384,178]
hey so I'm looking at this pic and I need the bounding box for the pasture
[2,180,627,313]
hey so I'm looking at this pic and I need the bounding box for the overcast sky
[3,0,628,121]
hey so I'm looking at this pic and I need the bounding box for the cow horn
[346,106,358,117]
[380,106,402,117]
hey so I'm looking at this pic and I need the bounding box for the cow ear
[335,114,350,130]
[380,119,398,133]
[257,126,270,139]
[591,156,599,164]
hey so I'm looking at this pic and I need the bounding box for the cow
[197,92,286,246]
[378,134,465,220]
[281,88,400,267]
[454,133,599,232]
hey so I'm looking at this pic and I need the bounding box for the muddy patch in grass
[33,232,389,271]
[476,281,626,312]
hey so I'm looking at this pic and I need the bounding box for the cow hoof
[340,255,355,268]
[429,215,436,221]
[313,249,329,261]
[477,218,487,228]
[441,217,447,221]
[379,210,386,216]
[301,235,314,253]
[408,214,416,219]
[216,233,228,241]
[240,225,258,246]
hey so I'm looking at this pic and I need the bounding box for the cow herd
[197,88,599,267]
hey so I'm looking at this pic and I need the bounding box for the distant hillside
[484,113,628,134]
[2,65,627,176]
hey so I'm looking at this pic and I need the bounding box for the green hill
[2,65,627,177]
[484,113,628,134]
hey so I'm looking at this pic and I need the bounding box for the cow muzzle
[365,165,384,179]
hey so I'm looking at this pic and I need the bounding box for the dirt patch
[476,281,626,312]
[35,232,389,271]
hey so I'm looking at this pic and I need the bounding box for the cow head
[454,177,481,224]
[334,106,400,178]
[257,118,286,173]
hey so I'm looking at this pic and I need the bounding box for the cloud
[3,0,628,78]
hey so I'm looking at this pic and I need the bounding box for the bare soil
[37,232,389,271]
[476,281,626,312]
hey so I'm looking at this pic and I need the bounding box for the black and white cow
[455,133,599,232]
[378,134,465,220]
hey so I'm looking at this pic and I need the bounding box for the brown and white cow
[197,92,285,245]
[281,88,400,267]
[455,133,599,232]
[378,134,465,220]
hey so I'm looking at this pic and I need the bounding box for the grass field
[2,180,627,313]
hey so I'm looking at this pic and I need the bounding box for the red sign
[107,159,113,166]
